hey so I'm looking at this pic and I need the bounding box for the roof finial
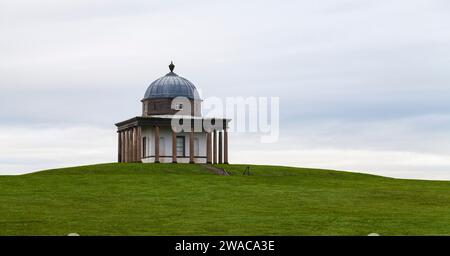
[169,61,175,72]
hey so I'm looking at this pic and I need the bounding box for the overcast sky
[1,0,450,179]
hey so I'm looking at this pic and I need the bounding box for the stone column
[128,129,133,162]
[155,126,160,163]
[172,129,177,163]
[124,130,129,163]
[213,130,217,164]
[206,132,212,164]
[218,131,223,164]
[134,127,138,162]
[133,128,137,162]
[224,127,229,164]
[119,132,122,163]
[130,128,134,162]
[118,132,122,163]
[189,130,195,164]
[136,126,142,162]
[127,130,130,162]
[121,131,125,163]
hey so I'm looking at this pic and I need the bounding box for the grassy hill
[1,163,450,235]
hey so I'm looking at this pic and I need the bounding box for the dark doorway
[142,137,147,157]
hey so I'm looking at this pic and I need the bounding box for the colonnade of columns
[206,128,228,164]
[118,126,141,163]
[119,125,228,164]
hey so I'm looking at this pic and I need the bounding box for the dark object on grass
[243,166,251,175]
[202,164,230,176]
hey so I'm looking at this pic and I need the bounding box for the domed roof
[143,62,200,100]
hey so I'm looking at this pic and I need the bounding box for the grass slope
[1,163,450,235]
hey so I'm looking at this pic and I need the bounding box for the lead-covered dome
[143,62,200,100]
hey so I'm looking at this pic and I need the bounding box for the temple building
[115,62,230,164]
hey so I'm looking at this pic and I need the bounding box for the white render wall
[140,126,207,163]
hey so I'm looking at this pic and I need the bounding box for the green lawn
[1,163,450,235]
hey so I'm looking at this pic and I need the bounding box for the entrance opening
[176,136,185,156]
[142,137,146,157]
[194,137,199,157]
